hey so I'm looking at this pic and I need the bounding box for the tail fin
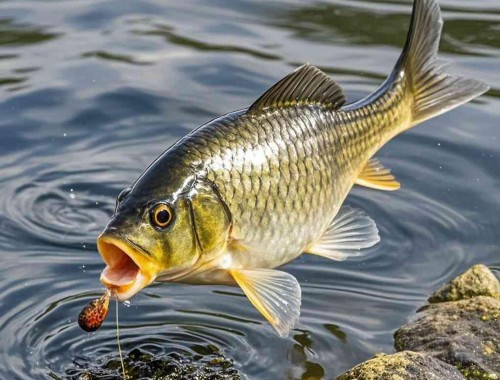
[396,0,489,125]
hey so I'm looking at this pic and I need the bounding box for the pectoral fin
[356,159,400,191]
[306,206,380,261]
[230,268,301,337]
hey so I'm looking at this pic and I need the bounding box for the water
[0,0,498,379]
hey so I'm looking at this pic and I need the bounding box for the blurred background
[0,0,498,379]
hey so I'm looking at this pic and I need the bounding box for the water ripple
[0,168,114,247]
[0,0,498,379]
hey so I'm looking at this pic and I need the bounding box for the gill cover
[188,180,232,259]
[152,178,232,283]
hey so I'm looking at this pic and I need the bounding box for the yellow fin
[356,159,400,191]
[230,268,301,337]
[395,0,488,126]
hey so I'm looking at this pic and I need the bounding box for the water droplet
[63,133,67,137]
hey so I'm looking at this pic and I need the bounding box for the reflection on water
[0,19,60,46]
[134,24,281,61]
[0,18,57,89]
[279,1,500,56]
[0,0,498,379]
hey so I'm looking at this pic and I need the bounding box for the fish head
[97,165,231,300]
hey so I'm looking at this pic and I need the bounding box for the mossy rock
[336,351,465,380]
[394,296,500,380]
[429,265,500,303]
[64,346,241,380]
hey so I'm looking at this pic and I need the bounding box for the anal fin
[230,268,301,337]
[356,159,400,191]
[306,206,380,261]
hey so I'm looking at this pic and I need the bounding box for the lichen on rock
[336,351,466,380]
[336,264,500,380]
[394,296,500,380]
[429,265,500,303]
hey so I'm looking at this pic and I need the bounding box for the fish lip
[97,232,158,301]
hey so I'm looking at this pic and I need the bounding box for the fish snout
[97,232,158,301]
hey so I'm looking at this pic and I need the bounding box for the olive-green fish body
[96,0,488,337]
[176,77,410,271]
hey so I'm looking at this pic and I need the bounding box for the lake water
[0,0,499,379]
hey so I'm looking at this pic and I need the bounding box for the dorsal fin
[247,64,346,114]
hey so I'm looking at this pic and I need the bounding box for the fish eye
[150,203,174,230]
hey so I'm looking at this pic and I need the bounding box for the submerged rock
[336,351,465,380]
[429,265,500,303]
[65,346,241,380]
[394,296,500,379]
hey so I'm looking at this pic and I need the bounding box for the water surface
[0,0,499,379]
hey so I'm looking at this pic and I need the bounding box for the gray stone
[395,296,500,380]
[429,265,500,303]
[64,346,241,380]
[336,351,465,380]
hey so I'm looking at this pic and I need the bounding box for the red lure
[78,290,111,332]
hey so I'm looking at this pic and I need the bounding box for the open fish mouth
[97,234,157,301]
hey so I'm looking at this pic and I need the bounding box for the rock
[429,265,500,303]
[65,346,241,380]
[394,296,500,380]
[339,265,500,380]
[336,351,465,380]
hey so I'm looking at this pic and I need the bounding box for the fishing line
[115,298,127,379]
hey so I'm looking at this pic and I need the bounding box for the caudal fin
[397,0,489,125]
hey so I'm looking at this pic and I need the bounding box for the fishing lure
[78,290,127,378]
[78,289,111,332]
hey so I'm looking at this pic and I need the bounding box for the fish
[96,0,489,337]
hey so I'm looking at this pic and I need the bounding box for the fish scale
[176,86,409,269]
